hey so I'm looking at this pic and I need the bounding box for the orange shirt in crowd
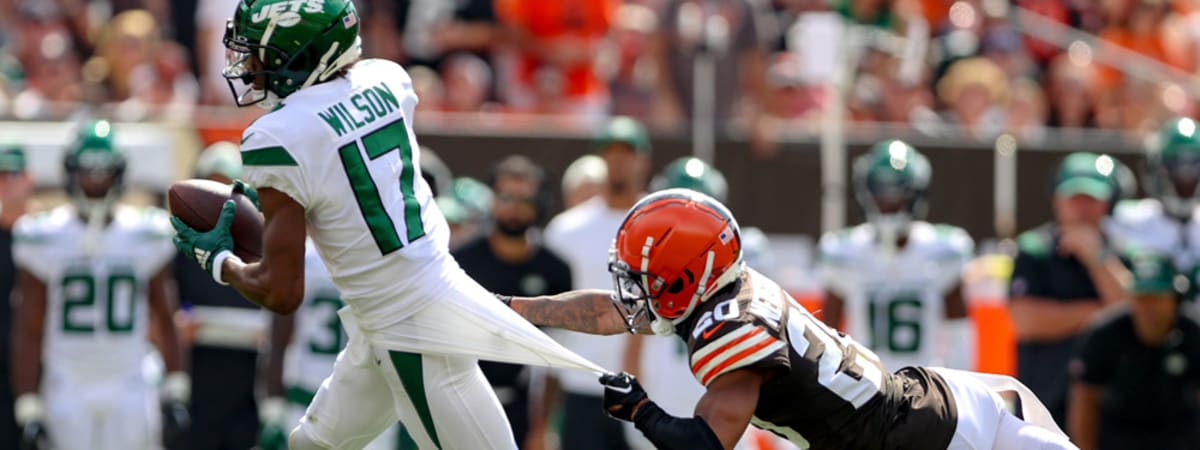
[494,0,618,99]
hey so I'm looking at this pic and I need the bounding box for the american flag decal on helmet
[343,11,357,28]
[718,227,733,244]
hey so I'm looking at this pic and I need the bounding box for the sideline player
[12,120,188,449]
[817,141,974,370]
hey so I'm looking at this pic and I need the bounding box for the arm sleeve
[240,128,311,208]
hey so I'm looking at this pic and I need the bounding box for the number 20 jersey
[676,269,958,449]
[240,59,454,331]
[12,206,175,381]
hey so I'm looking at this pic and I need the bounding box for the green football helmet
[1146,117,1200,219]
[223,0,362,107]
[650,157,729,203]
[852,140,931,234]
[63,120,126,213]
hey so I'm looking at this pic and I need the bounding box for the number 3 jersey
[816,222,974,370]
[240,59,455,331]
[675,269,958,450]
[12,206,175,380]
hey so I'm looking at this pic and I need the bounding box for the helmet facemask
[223,19,286,108]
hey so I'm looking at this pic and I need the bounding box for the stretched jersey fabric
[240,59,456,331]
[12,206,175,381]
[676,269,958,449]
[816,221,973,369]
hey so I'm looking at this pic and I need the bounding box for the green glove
[172,199,237,281]
[232,179,261,211]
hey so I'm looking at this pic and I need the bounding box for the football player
[258,239,398,450]
[503,189,1077,450]
[816,140,975,370]
[169,1,594,449]
[1109,117,1200,291]
[11,120,188,450]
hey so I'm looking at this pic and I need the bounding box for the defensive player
[816,141,974,370]
[504,189,1077,450]
[11,120,188,449]
[169,1,595,449]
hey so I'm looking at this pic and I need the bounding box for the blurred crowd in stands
[1,0,1199,156]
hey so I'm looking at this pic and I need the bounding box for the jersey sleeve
[11,214,56,281]
[137,207,178,276]
[814,230,856,296]
[929,225,975,291]
[240,127,311,208]
[687,293,790,386]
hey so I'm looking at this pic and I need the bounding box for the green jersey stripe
[243,146,298,166]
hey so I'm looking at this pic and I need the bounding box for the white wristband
[211,250,234,285]
[14,393,44,426]
[162,372,192,403]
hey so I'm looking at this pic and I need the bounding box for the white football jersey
[1108,198,1200,274]
[240,59,456,330]
[816,221,973,371]
[283,240,347,394]
[12,206,175,381]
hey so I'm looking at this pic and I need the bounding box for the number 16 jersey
[676,269,958,449]
[240,59,454,331]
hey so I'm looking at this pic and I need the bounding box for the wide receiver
[11,120,188,450]
[169,0,596,449]
[504,189,1077,450]
[817,141,974,370]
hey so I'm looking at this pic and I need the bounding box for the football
[167,179,264,262]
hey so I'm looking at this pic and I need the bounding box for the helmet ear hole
[667,278,685,294]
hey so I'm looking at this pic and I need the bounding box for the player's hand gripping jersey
[676,269,957,449]
[817,222,973,369]
[239,59,454,329]
[13,206,175,379]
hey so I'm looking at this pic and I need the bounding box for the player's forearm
[1083,256,1131,306]
[509,290,629,335]
[1009,297,1099,341]
[222,258,302,314]
[1068,383,1100,450]
[10,330,40,396]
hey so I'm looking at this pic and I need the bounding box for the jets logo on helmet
[250,0,325,26]
[608,189,743,336]
[223,0,362,108]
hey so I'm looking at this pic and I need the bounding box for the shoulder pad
[12,208,68,244]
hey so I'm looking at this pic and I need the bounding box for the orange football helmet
[609,189,744,335]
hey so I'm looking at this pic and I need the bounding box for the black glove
[600,371,648,422]
[18,421,48,450]
[161,400,191,447]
